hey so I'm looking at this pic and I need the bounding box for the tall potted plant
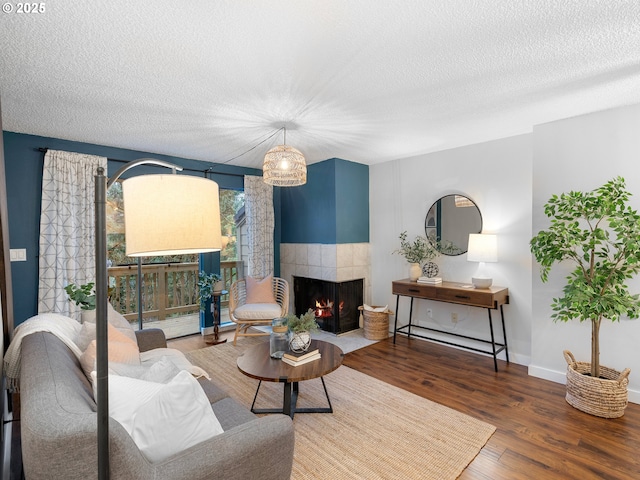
[530,176,640,417]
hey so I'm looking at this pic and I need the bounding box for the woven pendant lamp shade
[263,144,307,186]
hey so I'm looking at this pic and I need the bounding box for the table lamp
[467,233,497,288]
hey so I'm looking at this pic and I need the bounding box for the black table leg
[487,309,498,372]
[393,294,400,343]
[250,377,334,419]
[500,304,510,363]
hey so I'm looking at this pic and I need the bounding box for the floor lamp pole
[95,167,109,480]
[137,258,143,330]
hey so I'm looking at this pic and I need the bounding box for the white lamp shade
[122,175,222,256]
[467,234,497,263]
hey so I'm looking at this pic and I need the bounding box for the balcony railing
[109,261,242,322]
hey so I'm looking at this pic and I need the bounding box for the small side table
[206,290,227,345]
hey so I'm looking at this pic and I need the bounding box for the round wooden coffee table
[237,339,344,419]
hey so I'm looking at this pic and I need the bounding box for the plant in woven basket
[530,176,640,381]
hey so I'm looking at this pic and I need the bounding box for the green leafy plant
[393,231,439,264]
[285,309,320,333]
[530,176,640,378]
[64,282,96,310]
[197,271,223,311]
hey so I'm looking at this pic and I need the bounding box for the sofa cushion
[80,325,141,379]
[211,397,258,431]
[81,302,137,343]
[233,303,282,320]
[102,370,224,463]
[197,377,230,404]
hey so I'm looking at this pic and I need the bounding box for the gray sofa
[19,329,294,480]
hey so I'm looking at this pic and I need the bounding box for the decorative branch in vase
[393,231,439,281]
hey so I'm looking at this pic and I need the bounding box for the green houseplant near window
[197,271,224,312]
[65,282,96,310]
[530,176,640,417]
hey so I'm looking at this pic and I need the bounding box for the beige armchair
[229,277,289,345]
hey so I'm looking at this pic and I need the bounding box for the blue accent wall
[2,131,262,327]
[280,158,369,244]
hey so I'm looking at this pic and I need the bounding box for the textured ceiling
[1,1,640,169]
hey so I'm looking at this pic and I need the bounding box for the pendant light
[262,127,307,186]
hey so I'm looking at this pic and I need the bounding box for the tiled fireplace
[293,276,364,334]
[280,243,371,333]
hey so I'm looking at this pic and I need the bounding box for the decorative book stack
[281,348,321,366]
[417,276,442,285]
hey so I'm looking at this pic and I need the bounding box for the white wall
[369,102,640,404]
[370,134,533,365]
[530,103,640,403]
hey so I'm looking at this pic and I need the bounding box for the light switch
[10,248,27,262]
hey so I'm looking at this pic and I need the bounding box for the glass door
[106,180,200,339]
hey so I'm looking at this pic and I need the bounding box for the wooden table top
[236,339,344,383]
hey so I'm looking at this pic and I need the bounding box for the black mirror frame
[424,194,483,256]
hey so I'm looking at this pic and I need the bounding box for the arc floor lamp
[95,159,221,478]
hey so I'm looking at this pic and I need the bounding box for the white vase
[409,263,421,281]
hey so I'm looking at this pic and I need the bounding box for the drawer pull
[408,289,420,293]
[455,295,470,299]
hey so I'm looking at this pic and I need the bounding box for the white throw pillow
[77,318,136,352]
[109,357,181,384]
[140,348,210,380]
[97,370,224,463]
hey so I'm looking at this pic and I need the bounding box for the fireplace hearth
[293,276,364,334]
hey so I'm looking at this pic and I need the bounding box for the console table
[392,279,509,371]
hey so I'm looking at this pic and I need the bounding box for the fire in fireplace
[294,276,364,334]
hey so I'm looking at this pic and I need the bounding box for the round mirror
[424,194,482,256]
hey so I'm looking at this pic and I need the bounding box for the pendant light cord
[211,127,285,169]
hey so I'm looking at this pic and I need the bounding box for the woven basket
[358,306,393,340]
[563,350,630,418]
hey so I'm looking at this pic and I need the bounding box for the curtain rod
[37,147,247,178]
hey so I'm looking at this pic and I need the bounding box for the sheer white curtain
[38,150,107,317]
[244,175,274,278]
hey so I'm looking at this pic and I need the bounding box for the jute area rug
[186,340,496,480]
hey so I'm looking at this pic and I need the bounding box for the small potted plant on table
[286,309,319,353]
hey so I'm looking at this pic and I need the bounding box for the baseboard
[200,324,235,336]
[200,326,214,336]
[528,365,640,405]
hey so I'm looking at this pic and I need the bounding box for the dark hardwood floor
[341,336,640,480]
[170,332,640,479]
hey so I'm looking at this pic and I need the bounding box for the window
[105,181,245,338]
[106,180,199,338]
